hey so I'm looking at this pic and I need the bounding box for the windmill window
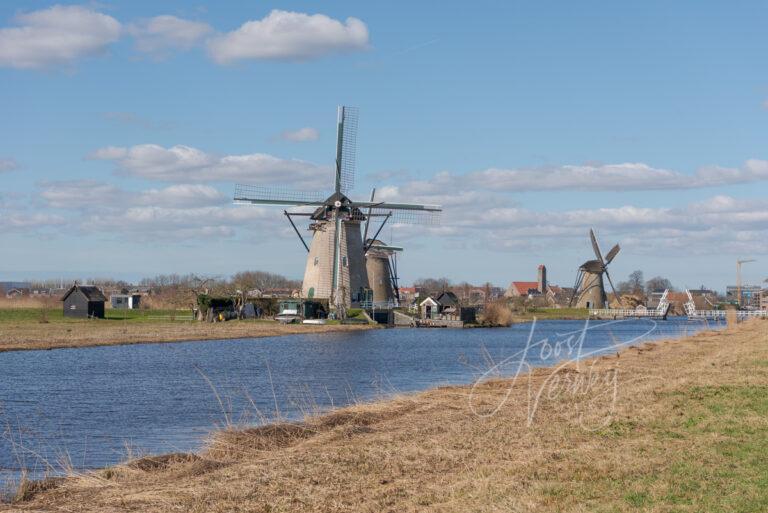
[314,257,319,266]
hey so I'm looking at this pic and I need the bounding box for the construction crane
[736,258,756,308]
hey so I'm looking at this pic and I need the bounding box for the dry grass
[0,316,374,353]
[480,301,514,326]
[0,297,55,309]
[6,320,768,512]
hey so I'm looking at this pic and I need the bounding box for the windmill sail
[604,244,621,265]
[234,185,326,206]
[590,228,604,264]
[335,106,358,194]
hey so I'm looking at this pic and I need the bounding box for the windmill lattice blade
[354,201,442,212]
[337,106,359,194]
[604,243,621,265]
[234,184,326,206]
[366,207,441,225]
[362,188,375,244]
[590,229,604,264]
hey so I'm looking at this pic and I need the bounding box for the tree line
[615,270,675,296]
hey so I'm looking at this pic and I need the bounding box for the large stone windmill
[234,106,441,313]
[569,229,622,309]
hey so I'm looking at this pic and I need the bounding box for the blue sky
[1,1,767,291]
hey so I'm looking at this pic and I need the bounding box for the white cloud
[82,205,273,241]
[39,181,226,209]
[0,210,65,232]
[0,5,121,69]
[137,184,226,208]
[207,9,369,64]
[0,158,18,173]
[39,180,123,209]
[375,180,768,256]
[386,159,768,195]
[281,127,319,142]
[89,143,332,188]
[30,172,768,252]
[36,180,273,241]
[128,15,212,56]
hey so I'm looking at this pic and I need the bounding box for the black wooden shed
[62,285,106,319]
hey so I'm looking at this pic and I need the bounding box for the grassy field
[9,319,768,512]
[0,307,374,352]
[0,307,191,323]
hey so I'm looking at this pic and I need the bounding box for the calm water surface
[0,318,721,485]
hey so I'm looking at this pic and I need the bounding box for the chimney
[537,264,547,293]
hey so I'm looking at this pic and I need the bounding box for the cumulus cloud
[0,158,18,173]
[127,15,212,56]
[207,10,369,64]
[0,5,121,69]
[89,143,332,187]
[280,127,319,142]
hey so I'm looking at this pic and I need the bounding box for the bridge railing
[688,310,768,319]
[589,308,667,318]
[358,300,400,310]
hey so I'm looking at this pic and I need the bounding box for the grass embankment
[0,308,374,353]
[513,307,590,321]
[9,320,768,512]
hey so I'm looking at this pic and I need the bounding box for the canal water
[0,318,721,487]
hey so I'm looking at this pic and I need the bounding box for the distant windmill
[569,229,621,309]
[363,187,403,306]
[365,238,403,305]
[234,106,441,314]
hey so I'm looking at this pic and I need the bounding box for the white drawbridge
[684,289,768,320]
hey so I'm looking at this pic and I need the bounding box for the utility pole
[736,258,756,308]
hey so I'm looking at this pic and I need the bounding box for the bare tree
[414,277,451,296]
[618,270,645,296]
[645,276,674,293]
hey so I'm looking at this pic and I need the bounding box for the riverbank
[511,307,590,322]
[8,319,767,511]
[0,308,375,352]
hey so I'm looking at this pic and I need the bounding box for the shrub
[482,301,514,326]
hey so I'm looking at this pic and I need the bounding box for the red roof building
[506,281,540,297]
